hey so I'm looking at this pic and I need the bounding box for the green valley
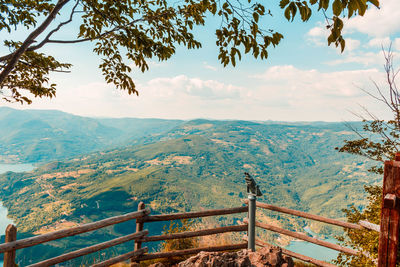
[0,113,380,265]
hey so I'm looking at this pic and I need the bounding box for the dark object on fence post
[132,202,146,264]
[378,153,400,267]
[245,172,262,252]
[4,224,17,267]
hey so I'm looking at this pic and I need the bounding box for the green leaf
[284,6,291,21]
[279,0,290,8]
[253,12,259,23]
[289,2,297,21]
[340,38,345,52]
[332,0,343,16]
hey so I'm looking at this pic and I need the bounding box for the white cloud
[307,26,327,38]
[0,76,246,119]
[326,51,383,66]
[1,67,392,121]
[203,62,217,71]
[252,65,379,98]
[368,37,392,48]
[326,50,400,66]
[345,0,400,37]
[345,38,361,52]
[394,38,400,51]
[250,65,390,121]
[306,24,329,46]
[145,75,243,100]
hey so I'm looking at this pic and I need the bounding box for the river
[0,163,36,266]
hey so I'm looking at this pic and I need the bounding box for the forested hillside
[0,107,182,163]
[0,117,379,264]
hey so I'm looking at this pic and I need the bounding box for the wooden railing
[0,209,150,267]
[133,203,248,263]
[243,199,380,267]
[0,204,248,266]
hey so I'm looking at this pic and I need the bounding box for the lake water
[285,227,339,263]
[0,163,36,174]
[0,163,36,266]
[285,238,339,262]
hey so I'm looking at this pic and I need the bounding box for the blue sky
[1,0,400,121]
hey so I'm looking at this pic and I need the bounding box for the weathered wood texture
[359,220,380,232]
[134,202,146,250]
[142,206,248,222]
[248,219,359,255]
[140,224,247,242]
[90,247,148,267]
[0,209,149,253]
[132,202,146,264]
[255,238,337,267]
[378,156,400,267]
[244,200,362,230]
[136,243,248,261]
[3,224,17,267]
[26,230,148,267]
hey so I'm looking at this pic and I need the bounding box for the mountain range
[0,107,182,163]
[0,108,379,265]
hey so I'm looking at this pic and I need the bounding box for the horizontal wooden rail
[243,200,362,230]
[255,238,337,267]
[0,209,150,253]
[91,247,148,267]
[142,206,248,222]
[244,219,358,256]
[26,230,148,267]
[140,225,247,243]
[359,220,380,232]
[136,242,248,261]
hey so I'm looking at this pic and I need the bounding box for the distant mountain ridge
[0,107,183,163]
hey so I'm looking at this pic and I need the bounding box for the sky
[1,0,400,122]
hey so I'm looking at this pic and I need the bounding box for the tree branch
[17,60,71,73]
[0,0,79,62]
[28,0,81,51]
[45,18,144,44]
[0,0,71,85]
[0,13,144,62]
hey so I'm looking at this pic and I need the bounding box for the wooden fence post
[378,153,400,267]
[3,224,17,267]
[132,202,145,264]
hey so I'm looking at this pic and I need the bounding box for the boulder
[178,246,294,267]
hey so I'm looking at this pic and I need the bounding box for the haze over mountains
[0,107,379,264]
[0,107,182,163]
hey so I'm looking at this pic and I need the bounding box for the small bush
[196,217,241,247]
[139,219,199,266]
[160,219,199,252]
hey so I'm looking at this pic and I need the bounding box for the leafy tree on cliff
[335,49,399,266]
[0,0,379,104]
